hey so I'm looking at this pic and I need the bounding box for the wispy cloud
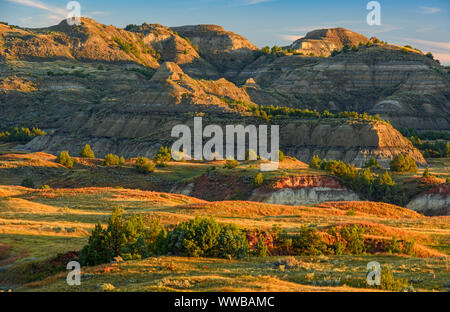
[85,11,109,17]
[368,24,401,34]
[7,0,67,17]
[279,34,302,42]
[401,38,450,65]
[288,25,332,33]
[245,0,275,5]
[419,6,442,14]
[404,38,450,51]
[432,52,450,64]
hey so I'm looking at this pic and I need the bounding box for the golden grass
[0,152,61,168]
[0,175,448,292]
[316,201,423,219]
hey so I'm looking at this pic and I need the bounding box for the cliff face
[280,120,426,167]
[0,53,425,167]
[0,18,444,165]
[171,24,259,78]
[287,28,369,57]
[239,45,450,130]
[0,19,160,68]
[249,175,359,205]
[406,184,450,216]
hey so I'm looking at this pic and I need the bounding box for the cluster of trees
[135,156,155,173]
[80,212,249,265]
[80,212,416,266]
[400,128,450,141]
[112,37,140,58]
[260,46,303,56]
[222,98,386,123]
[409,137,449,158]
[331,40,392,57]
[254,106,385,122]
[399,128,449,158]
[309,155,407,205]
[389,154,418,173]
[0,127,47,143]
[153,146,172,165]
[56,151,74,168]
[104,154,125,166]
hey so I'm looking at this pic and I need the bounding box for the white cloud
[288,25,333,33]
[245,0,275,5]
[432,52,450,64]
[419,6,442,14]
[279,34,303,42]
[400,38,450,65]
[367,24,401,34]
[404,38,450,51]
[7,0,67,18]
[85,11,109,16]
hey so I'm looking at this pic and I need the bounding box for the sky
[1,0,449,64]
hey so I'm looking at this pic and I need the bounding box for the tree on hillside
[363,157,381,169]
[57,151,74,168]
[153,146,172,164]
[253,173,264,187]
[389,154,417,173]
[80,144,95,158]
[309,155,321,169]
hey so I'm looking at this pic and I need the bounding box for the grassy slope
[0,184,449,291]
[0,152,449,291]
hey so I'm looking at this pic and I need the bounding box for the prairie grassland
[0,184,449,291]
[21,255,449,292]
[0,152,449,291]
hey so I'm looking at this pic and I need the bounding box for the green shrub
[253,234,268,257]
[80,144,95,158]
[253,173,264,187]
[57,151,74,168]
[104,154,120,166]
[278,150,286,161]
[145,217,167,255]
[379,266,409,291]
[135,156,155,173]
[363,157,381,169]
[390,154,417,173]
[119,156,125,165]
[79,223,112,266]
[153,146,172,164]
[339,225,366,254]
[21,176,35,188]
[422,167,431,177]
[309,155,321,169]
[166,217,249,259]
[224,159,239,169]
[291,226,328,255]
[216,223,250,259]
[79,208,161,266]
[0,127,47,143]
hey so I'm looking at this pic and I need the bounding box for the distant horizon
[1,0,449,64]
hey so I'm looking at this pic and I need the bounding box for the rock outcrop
[406,184,450,216]
[0,18,160,67]
[172,24,259,78]
[239,44,449,130]
[0,18,444,165]
[250,175,359,205]
[287,28,369,57]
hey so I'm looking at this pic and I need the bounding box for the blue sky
[1,0,449,64]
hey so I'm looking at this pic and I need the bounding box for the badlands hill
[0,18,447,163]
[286,27,370,57]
